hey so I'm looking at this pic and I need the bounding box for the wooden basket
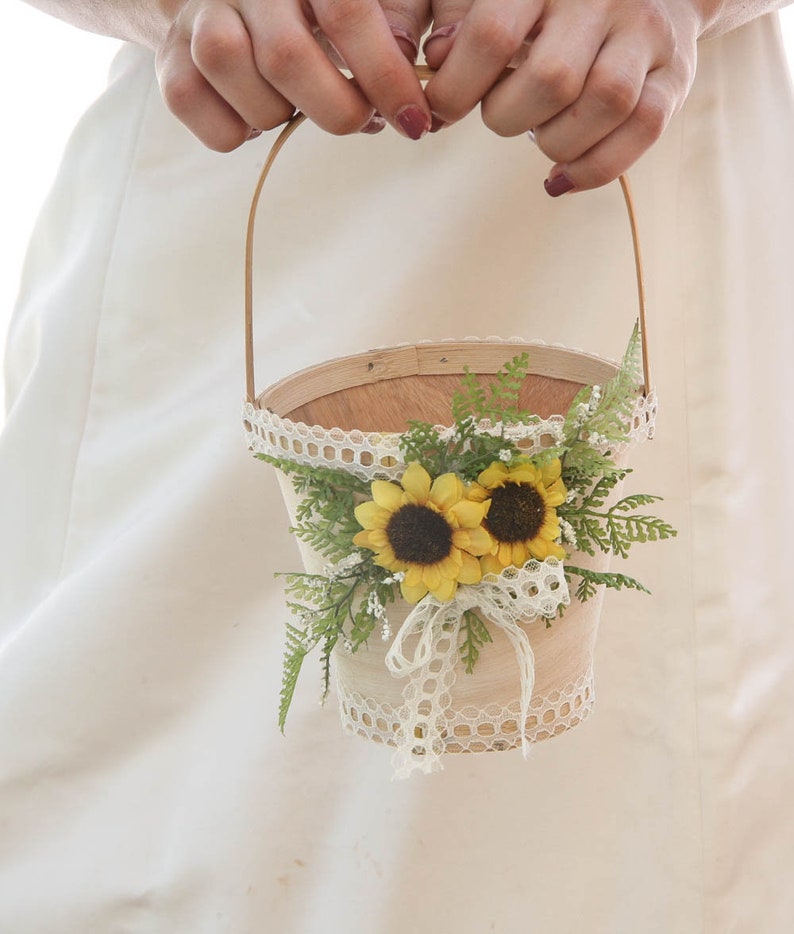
[243,91,654,771]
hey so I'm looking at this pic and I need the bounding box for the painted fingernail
[423,22,460,52]
[361,113,387,135]
[389,23,419,62]
[544,173,576,197]
[396,104,430,140]
[430,113,448,133]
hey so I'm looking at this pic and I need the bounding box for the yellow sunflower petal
[447,498,487,529]
[365,529,389,549]
[401,462,432,504]
[401,580,428,604]
[467,482,489,503]
[354,501,391,530]
[453,525,493,557]
[480,553,504,577]
[458,552,482,585]
[547,541,567,560]
[352,530,374,549]
[429,473,464,511]
[527,538,550,559]
[373,550,400,570]
[371,479,404,511]
[512,541,529,567]
[432,577,457,602]
[508,465,539,484]
[478,462,509,490]
[546,474,567,493]
[541,520,561,541]
[541,458,563,483]
[404,564,424,587]
[440,553,463,578]
[529,538,565,561]
[422,564,442,592]
[497,541,513,566]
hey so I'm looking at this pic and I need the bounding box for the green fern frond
[279,623,310,733]
[565,566,651,603]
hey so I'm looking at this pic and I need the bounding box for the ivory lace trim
[337,667,595,756]
[243,394,657,482]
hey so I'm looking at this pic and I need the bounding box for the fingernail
[423,22,460,52]
[388,23,419,62]
[430,113,448,133]
[361,113,387,134]
[544,173,576,197]
[247,128,263,141]
[396,104,430,140]
[526,129,537,145]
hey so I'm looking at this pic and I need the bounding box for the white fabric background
[1,14,793,934]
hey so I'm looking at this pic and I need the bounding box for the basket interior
[258,341,620,433]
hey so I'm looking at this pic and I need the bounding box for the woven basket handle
[245,65,651,404]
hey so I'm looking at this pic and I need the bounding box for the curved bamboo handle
[245,73,651,403]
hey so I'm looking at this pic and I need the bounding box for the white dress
[1,16,793,933]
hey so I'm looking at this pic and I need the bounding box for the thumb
[422,0,473,69]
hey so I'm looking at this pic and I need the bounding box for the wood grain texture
[259,341,621,430]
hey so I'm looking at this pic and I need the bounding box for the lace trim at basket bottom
[336,667,595,756]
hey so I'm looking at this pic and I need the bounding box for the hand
[423,0,708,193]
[154,0,433,151]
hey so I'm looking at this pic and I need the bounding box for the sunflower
[353,462,493,604]
[471,458,567,575]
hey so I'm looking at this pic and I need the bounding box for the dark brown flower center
[484,482,546,544]
[386,504,453,566]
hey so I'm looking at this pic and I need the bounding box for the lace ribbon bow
[384,558,570,780]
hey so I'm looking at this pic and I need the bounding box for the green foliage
[277,566,367,730]
[553,324,676,567]
[278,622,311,734]
[451,352,531,424]
[564,566,651,603]
[562,472,677,560]
[459,609,493,674]
[398,352,542,481]
[559,324,643,483]
[258,454,369,561]
[589,322,643,438]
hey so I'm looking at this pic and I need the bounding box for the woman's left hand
[423,0,709,193]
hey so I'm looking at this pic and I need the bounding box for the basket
[243,89,657,778]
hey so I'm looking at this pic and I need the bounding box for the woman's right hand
[154,0,432,150]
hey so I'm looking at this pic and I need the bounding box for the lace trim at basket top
[243,391,657,482]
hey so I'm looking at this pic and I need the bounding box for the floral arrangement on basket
[258,326,676,760]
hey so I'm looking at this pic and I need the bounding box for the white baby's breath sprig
[571,384,603,431]
[366,589,388,622]
[322,553,364,580]
[559,517,578,548]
